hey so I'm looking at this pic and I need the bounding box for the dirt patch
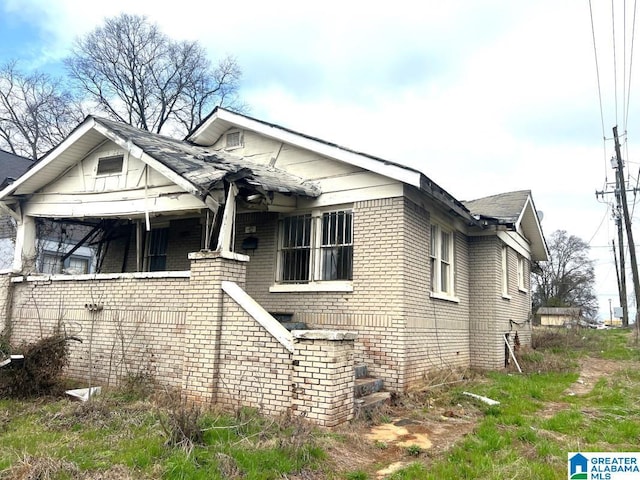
[326,359,634,478]
[565,358,630,396]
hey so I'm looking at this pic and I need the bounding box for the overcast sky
[0,0,636,318]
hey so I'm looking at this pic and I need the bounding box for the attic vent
[96,155,124,175]
[226,131,242,149]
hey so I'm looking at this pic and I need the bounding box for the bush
[0,334,75,397]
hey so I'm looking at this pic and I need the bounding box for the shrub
[0,334,75,397]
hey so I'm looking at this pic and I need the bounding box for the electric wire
[613,0,619,126]
[624,0,638,130]
[589,0,611,182]
[589,203,611,245]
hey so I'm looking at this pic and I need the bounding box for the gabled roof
[0,150,33,188]
[188,107,478,225]
[462,190,530,224]
[463,190,549,261]
[0,116,320,202]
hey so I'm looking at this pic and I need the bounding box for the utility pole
[613,126,640,328]
[611,238,628,326]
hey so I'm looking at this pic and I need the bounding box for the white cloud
[2,0,635,317]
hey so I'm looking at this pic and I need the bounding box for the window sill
[518,287,528,294]
[502,294,512,300]
[430,292,460,303]
[269,282,353,293]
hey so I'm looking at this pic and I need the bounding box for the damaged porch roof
[0,116,320,202]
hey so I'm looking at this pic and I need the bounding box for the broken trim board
[0,355,24,368]
[462,391,500,406]
[66,386,101,402]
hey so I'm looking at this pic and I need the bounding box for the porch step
[280,322,307,331]
[355,391,392,414]
[355,377,384,397]
[355,363,368,379]
[354,364,390,417]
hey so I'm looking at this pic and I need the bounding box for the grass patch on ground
[1,327,639,479]
[386,327,640,480]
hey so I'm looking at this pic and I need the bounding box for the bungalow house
[0,108,548,426]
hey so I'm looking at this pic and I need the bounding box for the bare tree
[0,61,84,160]
[65,14,243,136]
[532,229,599,319]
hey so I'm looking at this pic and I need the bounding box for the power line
[613,0,619,126]
[624,0,638,130]
[589,0,608,180]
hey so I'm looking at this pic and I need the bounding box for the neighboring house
[0,108,548,426]
[0,149,95,274]
[0,150,33,270]
[536,307,581,327]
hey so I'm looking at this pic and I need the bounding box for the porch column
[13,215,36,273]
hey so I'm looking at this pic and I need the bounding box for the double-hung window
[277,209,353,288]
[501,245,509,297]
[430,224,455,298]
[517,254,527,291]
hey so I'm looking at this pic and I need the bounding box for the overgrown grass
[1,327,638,479]
[0,390,326,479]
[389,327,640,479]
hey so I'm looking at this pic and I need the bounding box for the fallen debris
[462,391,500,406]
[0,355,24,368]
[65,386,102,402]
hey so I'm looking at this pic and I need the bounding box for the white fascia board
[91,123,203,198]
[497,231,531,259]
[516,195,549,260]
[206,109,422,188]
[0,118,97,200]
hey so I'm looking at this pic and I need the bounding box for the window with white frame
[41,253,62,274]
[225,131,242,149]
[517,254,527,291]
[278,209,353,283]
[96,155,124,175]
[501,245,509,297]
[430,224,454,296]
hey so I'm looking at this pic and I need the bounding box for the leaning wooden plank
[462,391,500,406]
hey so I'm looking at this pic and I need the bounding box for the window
[280,214,312,282]
[278,210,353,284]
[517,255,527,291]
[96,155,124,175]
[225,131,242,149]
[430,224,455,296]
[501,246,509,297]
[68,256,89,274]
[41,253,62,274]
[146,228,169,271]
[321,210,353,280]
[41,253,90,274]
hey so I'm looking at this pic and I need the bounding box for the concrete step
[355,391,391,415]
[355,377,384,398]
[280,322,307,331]
[355,363,368,379]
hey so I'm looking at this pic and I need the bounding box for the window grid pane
[280,215,312,282]
[321,211,353,281]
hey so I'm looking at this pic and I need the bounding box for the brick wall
[216,292,293,416]
[235,199,405,391]
[235,197,475,392]
[468,236,532,369]
[8,274,191,388]
[403,199,471,386]
[292,330,356,427]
